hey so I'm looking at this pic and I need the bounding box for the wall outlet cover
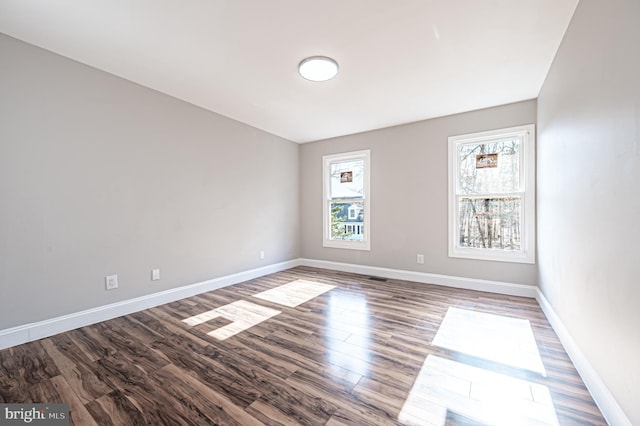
[105,274,118,290]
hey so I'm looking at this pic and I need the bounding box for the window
[323,150,370,250]
[348,204,359,220]
[448,125,535,263]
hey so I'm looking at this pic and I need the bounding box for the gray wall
[537,0,639,423]
[0,34,299,330]
[300,100,538,286]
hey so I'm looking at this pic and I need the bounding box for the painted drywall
[0,34,299,330]
[537,0,640,423]
[300,100,538,286]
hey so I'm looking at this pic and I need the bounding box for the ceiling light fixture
[298,56,338,82]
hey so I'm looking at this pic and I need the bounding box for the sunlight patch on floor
[181,300,281,340]
[181,280,335,340]
[432,307,546,375]
[398,355,558,426]
[252,279,335,307]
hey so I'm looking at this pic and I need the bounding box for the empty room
[0,0,637,425]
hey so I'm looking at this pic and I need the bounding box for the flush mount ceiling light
[298,56,338,82]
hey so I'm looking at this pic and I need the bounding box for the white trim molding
[300,258,537,298]
[0,259,301,350]
[0,258,533,350]
[448,124,536,264]
[302,258,629,424]
[322,150,371,251]
[0,256,630,425]
[535,289,631,426]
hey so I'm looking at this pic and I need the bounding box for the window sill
[323,240,371,251]
[449,247,535,264]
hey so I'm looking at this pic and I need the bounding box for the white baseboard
[302,258,629,424]
[0,258,534,350]
[299,258,538,298]
[536,289,630,426]
[0,259,301,350]
[0,256,629,425]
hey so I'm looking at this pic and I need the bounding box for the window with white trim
[448,125,535,263]
[323,150,370,250]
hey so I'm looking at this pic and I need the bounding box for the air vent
[368,276,388,282]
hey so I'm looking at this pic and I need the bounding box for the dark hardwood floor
[0,267,607,425]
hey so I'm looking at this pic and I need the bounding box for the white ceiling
[0,1,578,143]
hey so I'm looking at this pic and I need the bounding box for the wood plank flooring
[0,267,607,425]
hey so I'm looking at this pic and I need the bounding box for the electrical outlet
[151,269,160,281]
[105,274,118,290]
[259,250,265,260]
[416,254,425,264]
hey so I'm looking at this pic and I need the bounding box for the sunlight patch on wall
[432,307,546,375]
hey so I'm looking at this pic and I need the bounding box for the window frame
[322,150,371,250]
[448,124,535,263]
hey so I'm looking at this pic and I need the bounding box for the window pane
[330,159,364,199]
[329,201,364,241]
[458,138,520,195]
[458,197,521,251]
